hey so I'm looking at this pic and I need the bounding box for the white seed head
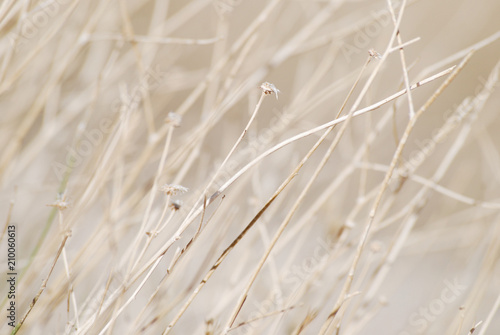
[368,48,382,60]
[166,112,182,127]
[260,82,280,99]
[159,184,189,195]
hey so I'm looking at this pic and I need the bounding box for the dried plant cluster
[1,1,500,334]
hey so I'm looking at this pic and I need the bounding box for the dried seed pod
[260,82,280,99]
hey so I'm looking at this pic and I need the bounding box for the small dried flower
[368,48,382,60]
[165,112,182,127]
[260,82,280,99]
[47,193,70,210]
[170,199,183,211]
[159,184,189,195]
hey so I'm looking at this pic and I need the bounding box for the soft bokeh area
[1,0,500,334]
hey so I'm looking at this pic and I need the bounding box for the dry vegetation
[1,0,500,334]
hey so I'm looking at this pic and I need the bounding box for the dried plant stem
[477,292,500,335]
[208,66,454,208]
[12,223,71,335]
[0,0,104,179]
[88,33,222,45]
[59,214,79,331]
[88,89,266,333]
[174,91,267,255]
[228,304,299,332]
[387,0,415,119]
[221,55,372,333]
[111,65,454,315]
[71,63,454,335]
[422,30,500,78]
[468,321,483,335]
[3,1,500,334]
[360,163,500,209]
[344,0,406,115]
[388,37,421,53]
[162,169,297,334]
[204,91,267,199]
[98,257,163,335]
[356,78,499,325]
[318,51,474,335]
[173,0,282,117]
[127,121,177,273]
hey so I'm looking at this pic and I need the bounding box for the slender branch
[387,0,415,119]
[88,33,223,45]
[318,51,474,334]
[12,230,71,335]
